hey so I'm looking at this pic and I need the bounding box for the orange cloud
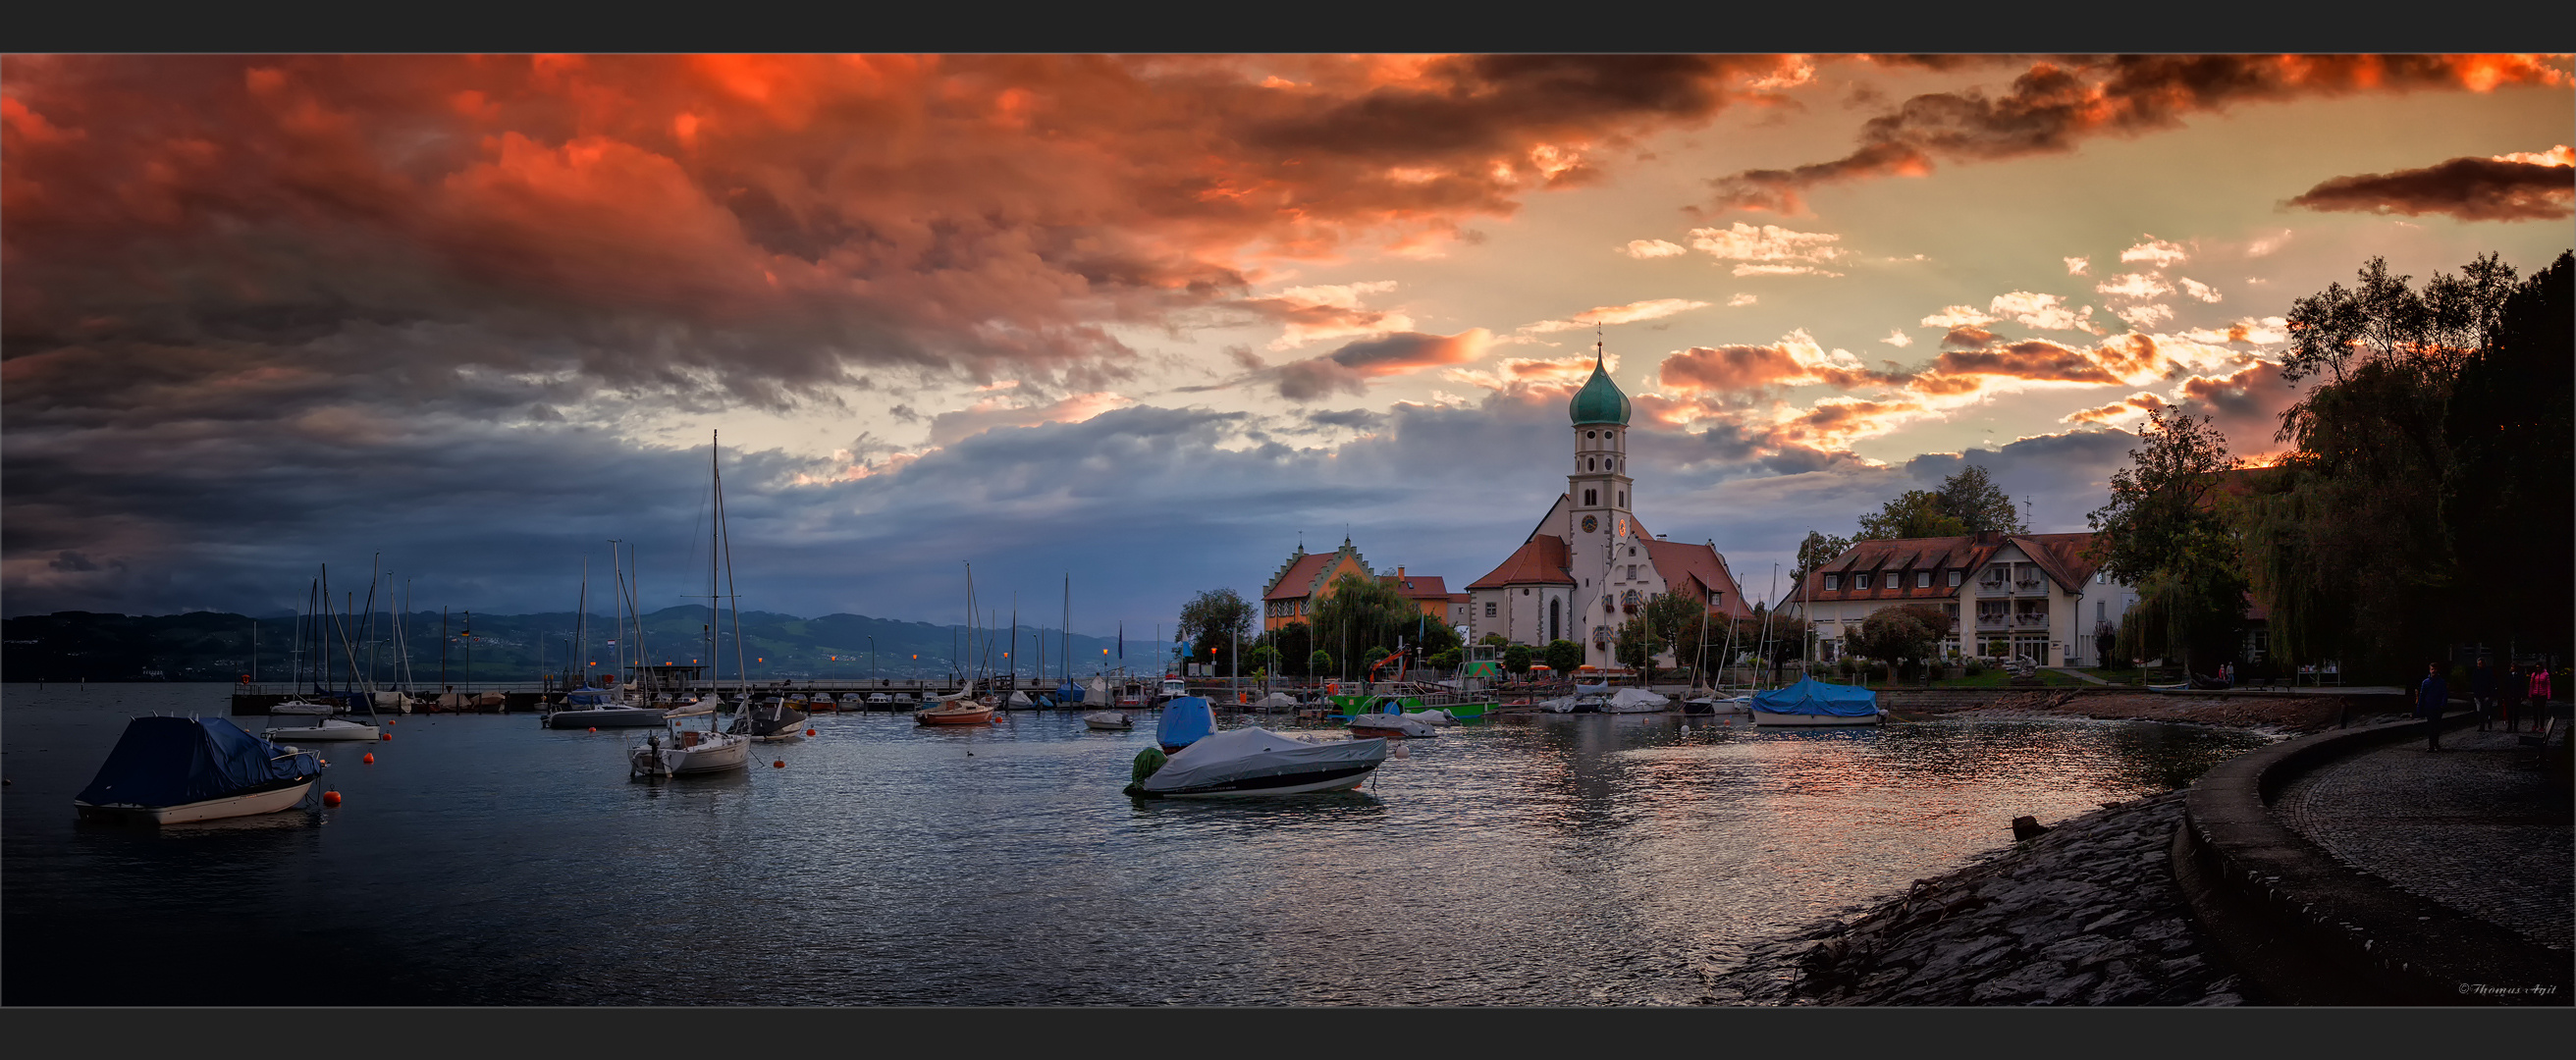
[1276,329,1492,400]
[1707,55,2570,213]
[1523,297,1710,333]
[1657,330,1897,395]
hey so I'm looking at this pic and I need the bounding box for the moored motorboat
[1132,726,1387,798]
[1083,710,1135,731]
[1345,712,1439,738]
[729,695,810,740]
[630,724,750,777]
[263,716,381,742]
[76,716,325,824]
[544,687,670,729]
[1155,696,1215,751]
[268,699,337,716]
[1598,687,1671,714]
[1746,676,1886,726]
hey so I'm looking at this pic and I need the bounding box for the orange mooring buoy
[362,752,375,765]
[379,733,390,741]
[588,726,597,733]
[773,760,785,768]
[805,728,817,736]
[323,790,343,807]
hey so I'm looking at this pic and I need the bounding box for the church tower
[1566,341,1634,669]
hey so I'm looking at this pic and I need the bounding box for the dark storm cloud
[2285,152,2574,222]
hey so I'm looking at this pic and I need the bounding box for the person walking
[2530,665,2554,722]
[2470,657,2497,731]
[2417,661,2449,751]
[2500,663,2525,733]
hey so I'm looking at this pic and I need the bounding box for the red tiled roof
[1263,553,1337,601]
[1380,573,1453,600]
[2009,533,2104,592]
[1641,539,1754,619]
[1789,531,2112,605]
[1468,534,1574,589]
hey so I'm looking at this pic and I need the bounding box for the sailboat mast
[717,430,747,727]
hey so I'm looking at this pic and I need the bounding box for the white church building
[1465,345,1753,670]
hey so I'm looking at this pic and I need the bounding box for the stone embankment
[1887,689,2399,735]
[1715,791,2250,1005]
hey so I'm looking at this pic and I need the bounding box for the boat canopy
[1575,682,1612,696]
[1747,677,1881,717]
[1605,687,1668,711]
[1155,696,1215,749]
[77,716,319,809]
[1058,680,1081,703]
[1141,726,1384,794]
[563,687,617,708]
[1252,692,1300,710]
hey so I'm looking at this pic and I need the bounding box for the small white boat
[264,717,381,742]
[1083,711,1135,731]
[1683,694,1752,715]
[630,726,750,777]
[77,716,325,824]
[1345,713,1440,739]
[1402,709,1459,726]
[867,693,892,708]
[270,699,337,716]
[1598,688,1671,714]
[1134,726,1387,798]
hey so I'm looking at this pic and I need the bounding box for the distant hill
[1,607,1160,684]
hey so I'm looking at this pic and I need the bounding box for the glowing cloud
[1687,223,1848,276]
[1622,238,1689,258]
[1523,297,1710,333]
[1276,329,1493,400]
[1920,304,1996,328]
[2096,273,2174,300]
[2120,236,2190,267]
[1727,292,1757,307]
[2178,278,2223,302]
[2285,146,2575,221]
[1879,329,1914,347]
[2065,256,2091,275]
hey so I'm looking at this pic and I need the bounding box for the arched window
[1588,457,1597,471]
[1549,598,1561,641]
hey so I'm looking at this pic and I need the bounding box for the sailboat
[631,432,752,777]
[547,553,670,729]
[268,567,382,742]
[917,563,997,726]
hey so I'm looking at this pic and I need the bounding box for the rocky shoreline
[1712,790,2251,1005]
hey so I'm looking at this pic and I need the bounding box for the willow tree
[2087,406,2244,677]
[1307,572,1418,680]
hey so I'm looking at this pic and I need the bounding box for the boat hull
[263,721,380,741]
[1749,710,1887,726]
[76,779,315,824]
[629,733,750,777]
[545,708,670,729]
[917,706,995,725]
[1151,764,1380,798]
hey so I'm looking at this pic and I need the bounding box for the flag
[1117,622,1123,660]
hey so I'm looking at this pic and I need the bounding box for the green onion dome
[1568,350,1631,426]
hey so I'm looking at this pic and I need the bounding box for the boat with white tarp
[1132,726,1388,798]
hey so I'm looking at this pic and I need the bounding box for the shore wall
[2174,710,2572,1006]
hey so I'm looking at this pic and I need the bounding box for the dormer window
[1916,571,1932,588]
[1853,573,1871,590]
[1822,574,1840,591]
[1949,570,1962,587]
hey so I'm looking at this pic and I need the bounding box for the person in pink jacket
[2530,666,2554,716]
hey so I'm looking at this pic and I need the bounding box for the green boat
[1327,688,1497,721]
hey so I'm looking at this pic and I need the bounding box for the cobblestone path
[2276,726,2573,952]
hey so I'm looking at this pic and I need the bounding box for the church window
[1549,599,1561,641]
[1583,489,1597,506]
[1586,430,1597,440]
[1588,457,1597,471]
[1618,491,1626,506]
[1485,602,1497,617]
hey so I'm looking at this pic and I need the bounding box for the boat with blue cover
[1155,695,1215,751]
[1746,677,1886,726]
[75,716,326,824]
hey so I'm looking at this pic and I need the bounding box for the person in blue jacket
[2417,662,2449,751]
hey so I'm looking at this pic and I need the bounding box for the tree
[1795,531,1852,583]
[2087,405,2245,677]
[1478,632,1512,648]
[1244,644,1283,678]
[1541,639,1583,675]
[1175,589,1254,666]
[1308,572,1416,680]
[1261,621,1314,677]
[2442,251,2572,663]
[1855,489,1967,540]
[1427,647,1463,669]
[1850,604,1947,682]
[1363,646,1392,673]
[1503,644,1532,675]
[1309,649,1333,676]
[1936,464,2027,534]
[1414,618,1462,659]
[1615,592,1705,683]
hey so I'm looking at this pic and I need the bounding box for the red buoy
[588,727,597,733]
[362,752,375,765]
[805,728,817,736]
[773,760,785,768]
[323,791,343,807]
[379,733,391,741]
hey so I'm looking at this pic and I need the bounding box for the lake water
[1,683,2275,1006]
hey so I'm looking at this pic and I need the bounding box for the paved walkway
[2276,724,2573,952]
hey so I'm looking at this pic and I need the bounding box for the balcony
[2013,612,2051,627]
[1975,612,2012,630]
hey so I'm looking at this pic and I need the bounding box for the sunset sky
[5,55,2570,631]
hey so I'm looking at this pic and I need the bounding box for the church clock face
[1582,514,1598,533]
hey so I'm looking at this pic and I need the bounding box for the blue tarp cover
[1156,696,1214,749]
[76,716,321,809]
[1059,680,1082,704]
[563,688,616,707]
[1747,677,1881,717]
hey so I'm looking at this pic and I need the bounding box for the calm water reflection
[1,684,2274,1005]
